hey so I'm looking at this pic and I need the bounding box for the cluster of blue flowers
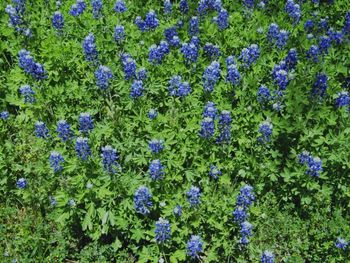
[335,91,350,109]
[267,23,289,49]
[19,85,35,103]
[121,54,137,80]
[298,151,323,177]
[199,117,215,139]
[83,33,98,62]
[168,75,191,97]
[216,110,232,143]
[257,85,271,105]
[258,120,273,144]
[203,43,221,59]
[233,185,255,245]
[52,11,64,31]
[312,73,328,98]
[95,65,113,90]
[5,0,31,36]
[79,113,94,133]
[149,159,164,180]
[134,186,152,215]
[18,50,47,80]
[203,61,221,92]
[148,41,170,65]
[49,151,65,173]
[285,0,301,24]
[114,0,127,13]
[56,120,73,142]
[130,80,144,99]
[163,0,172,15]
[335,237,348,250]
[209,165,221,179]
[70,0,86,17]
[101,145,120,174]
[186,186,201,207]
[16,178,28,189]
[164,26,180,47]
[239,44,260,67]
[189,17,199,36]
[187,235,203,258]
[75,137,91,161]
[135,10,159,32]
[226,64,241,86]
[155,218,171,243]
[148,139,164,154]
[114,25,125,42]
[34,121,50,139]
[181,39,200,64]
[0,111,9,120]
[212,8,229,30]
[173,204,182,217]
[91,0,102,18]
[261,250,275,263]
[148,109,158,120]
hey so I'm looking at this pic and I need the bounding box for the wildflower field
[1,0,350,262]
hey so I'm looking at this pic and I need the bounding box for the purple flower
[83,33,98,62]
[70,0,86,16]
[145,10,159,30]
[335,91,350,108]
[258,120,273,143]
[16,178,28,189]
[121,55,136,80]
[130,80,144,99]
[257,85,271,104]
[186,186,201,207]
[179,0,189,14]
[75,137,91,161]
[216,110,232,143]
[199,117,215,139]
[18,50,47,80]
[114,0,127,13]
[91,0,103,18]
[203,43,221,59]
[261,250,275,263]
[49,151,64,173]
[149,159,164,180]
[181,42,199,64]
[306,45,319,63]
[134,186,152,215]
[56,120,72,142]
[226,64,240,86]
[148,139,164,154]
[319,35,331,54]
[34,121,49,139]
[114,25,125,42]
[155,218,171,243]
[52,11,64,31]
[95,65,113,89]
[187,235,203,258]
[215,8,229,30]
[189,17,199,36]
[202,61,221,92]
[239,44,260,67]
[101,145,120,174]
[203,101,217,119]
[79,112,94,133]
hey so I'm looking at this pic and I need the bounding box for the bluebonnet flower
[312,73,328,98]
[148,41,170,65]
[217,110,232,143]
[49,151,64,173]
[226,64,241,86]
[189,17,199,36]
[181,42,199,64]
[285,0,300,24]
[134,186,152,215]
[199,117,215,139]
[34,121,49,138]
[148,109,158,120]
[240,221,253,245]
[155,218,171,243]
[68,199,76,207]
[5,4,23,29]
[19,85,35,103]
[304,19,314,33]
[276,30,289,49]
[239,44,260,67]
[343,11,350,34]
[148,139,164,154]
[319,35,331,54]
[75,137,91,161]
[70,0,86,16]
[16,178,28,189]
[187,235,203,258]
[79,113,94,133]
[130,80,144,99]
[18,50,47,80]
[209,165,221,179]
[135,16,147,32]
[168,76,191,97]
[91,0,102,18]
[318,18,329,32]
[226,56,235,66]
[83,33,98,62]
[164,0,172,15]
[95,65,113,90]
[258,120,273,143]
[203,61,221,92]
[214,8,229,30]
[327,29,344,45]
[198,0,222,14]
[121,55,136,80]
[0,111,9,120]
[243,0,254,9]
[114,25,125,42]
[178,82,191,97]
[273,101,283,112]
[164,27,179,46]
[114,0,127,12]
[137,68,147,80]
[186,186,201,207]
[179,0,189,13]
[233,206,247,223]
[203,101,217,119]
[298,151,322,177]
[49,196,57,206]
[273,69,288,90]
[145,10,159,30]
[335,238,348,250]
[267,23,279,42]
[257,85,271,104]
[236,185,255,208]
[261,250,275,263]
[56,120,72,142]
[190,36,200,49]
[284,48,298,70]
[149,159,164,180]
[203,43,221,59]
[101,145,120,174]
[173,205,182,217]
[52,11,64,31]
[335,91,350,108]
[306,45,319,63]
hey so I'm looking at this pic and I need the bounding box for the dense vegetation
[1,0,350,262]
